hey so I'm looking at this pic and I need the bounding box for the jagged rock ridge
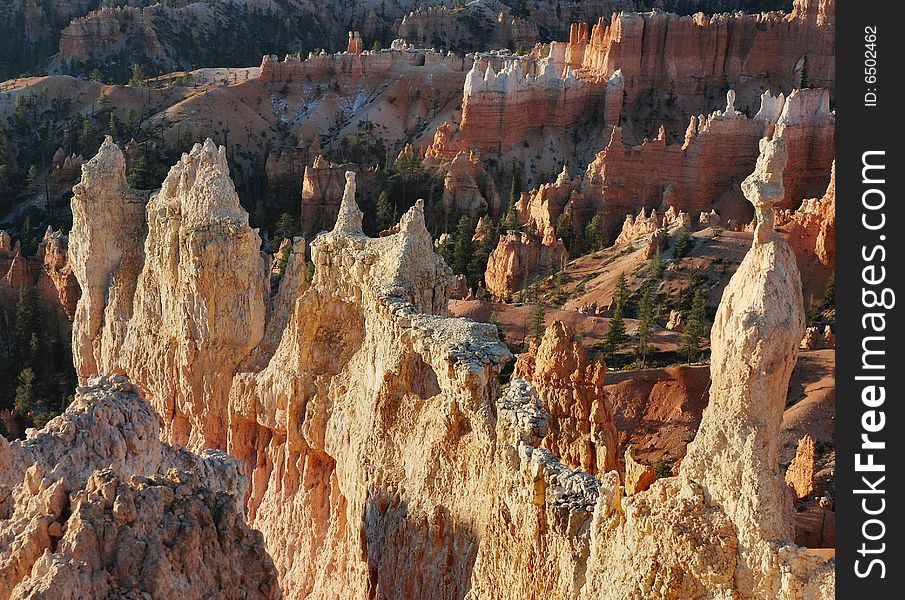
[65,137,833,599]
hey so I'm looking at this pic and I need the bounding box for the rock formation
[69,137,267,450]
[66,138,834,599]
[484,231,567,299]
[0,375,279,600]
[623,446,657,495]
[781,160,835,294]
[582,89,834,242]
[785,434,816,501]
[678,136,828,596]
[568,0,834,108]
[514,320,618,475]
[440,150,501,219]
[347,31,363,54]
[0,228,80,335]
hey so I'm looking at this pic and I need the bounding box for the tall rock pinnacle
[681,135,807,594]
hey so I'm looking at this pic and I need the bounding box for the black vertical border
[836,1,902,596]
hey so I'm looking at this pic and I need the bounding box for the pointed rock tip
[332,171,363,234]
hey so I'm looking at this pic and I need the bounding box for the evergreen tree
[467,216,496,288]
[376,190,395,230]
[79,118,95,151]
[126,155,154,190]
[500,164,522,231]
[636,284,654,365]
[451,215,473,276]
[274,213,298,241]
[555,203,574,250]
[108,112,120,139]
[603,303,626,355]
[14,367,38,415]
[614,272,629,311]
[819,271,835,311]
[528,302,546,339]
[13,287,37,351]
[673,228,693,259]
[650,247,665,280]
[682,288,707,363]
[584,215,604,253]
[129,64,146,87]
[26,165,38,193]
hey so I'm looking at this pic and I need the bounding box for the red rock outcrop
[0,229,79,332]
[346,31,363,54]
[781,160,835,294]
[300,156,378,235]
[514,320,617,475]
[582,89,834,242]
[0,375,279,600]
[484,231,567,299]
[785,434,816,501]
[450,58,622,155]
[440,150,502,219]
[569,0,834,108]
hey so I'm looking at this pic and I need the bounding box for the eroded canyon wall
[67,137,833,599]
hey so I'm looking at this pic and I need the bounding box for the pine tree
[274,213,298,241]
[555,203,574,251]
[585,215,604,253]
[129,64,146,87]
[528,302,546,339]
[467,216,496,288]
[604,303,626,355]
[819,271,835,311]
[650,247,665,280]
[108,112,120,139]
[14,367,38,415]
[451,215,473,276]
[682,288,707,363]
[636,284,654,365]
[376,190,395,230]
[614,272,629,311]
[673,228,693,259]
[501,163,522,231]
[13,287,37,351]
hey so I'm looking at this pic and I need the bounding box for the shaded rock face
[0,375,279,600]
[68,140,834,599]
[514,320,618,475]
[0,228,79,335]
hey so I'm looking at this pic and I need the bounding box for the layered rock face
[570,0,834,108]
[514,320,618,475]
[0,228,79,333]
[439,150,502,220]
[582,89,834,242]
[780,160,835,293]
[0,375,279,600]
[448,58,622,155]
[68,139,834,599]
